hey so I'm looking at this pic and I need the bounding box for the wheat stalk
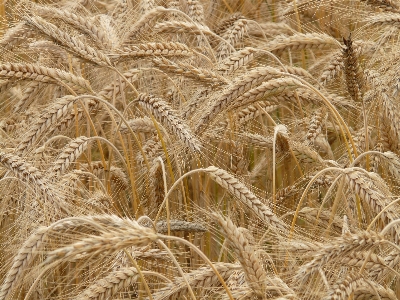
[153,57,227,84]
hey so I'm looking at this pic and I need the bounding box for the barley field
[0,0,399,299]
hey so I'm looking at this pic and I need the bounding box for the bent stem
[159,235,235,300]
[87,136,128,172]
[154,168,208,223]
[278,71,358,161]
[289,167,344,238]
[367,197,400,231]
[157,240,197,300]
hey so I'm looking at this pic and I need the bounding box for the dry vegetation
[1,0,400,299]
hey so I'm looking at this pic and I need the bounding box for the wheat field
[0,0,399,299]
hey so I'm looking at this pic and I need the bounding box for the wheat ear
[217,19,248,59]
[0,63,92,93]
[154,20,213,35]
[75,267,138,300]
[227,77,303,110]
[13,81,42,113]
[27,16,111,67]
[98,68,139,100]
[0,22,35,49]
[44,222,157,265]
[126,6,166,40]
[323,273,396,300]
[343,34,364,102]
[153,57,227,84]
[0,227,47,300]
[195,66,282,132]
[112,42,191,59]
[306,108,326,144]
[155,220,206,233]
[119,117,156,134]
[0,152,55,200]
[267,33,340,55]
[212,213,266,297]
[293,231,386,285]
[361,0,400,12]
[319,50,344,85]
[214,13,244,35]
[187,0,206,25]
[151,262,240,299]
[205,166,287,231]
[34,5,112,49]
[52,136,92,176]
[137,93,202,152]
[343,169,399,241]
[16,96,96,155]
[217,47,257,75]
[369,250,400,280]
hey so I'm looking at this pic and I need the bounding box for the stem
[123,250,154,300]
[157,157,170,238]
